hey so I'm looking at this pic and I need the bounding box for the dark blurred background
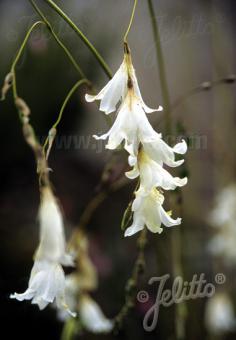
[0,0,236,339]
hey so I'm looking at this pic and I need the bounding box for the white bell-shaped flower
[142,137,187,168]
[205,292,236,335]
[126,149,187,191]
[125,187,181,237]
[93,92,161,155]
[85,48,162,115]
[10,186,75,316]
[79,294,113,333]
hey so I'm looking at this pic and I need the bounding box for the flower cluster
[86,44,187,236]
[10,186,75,316]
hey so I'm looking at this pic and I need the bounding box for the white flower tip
[176,218,182,225]
[124,227,134,237]
[10,292,26,301]
[85,94,95,103]
[99,106,114,115]
[176,177,188,187]
[105,143,117,150]
[67,309,77,318]
[173,139,188,154]
[60,253,75,267]
[128,155,137,166]
[157,105,163,111]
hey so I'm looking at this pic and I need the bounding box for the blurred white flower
[57,274,80,321]
[125,187,181,237]
[58,274,113,334]
[79,294,113,333]
[205,292,236,335]
[11,187,75,316]
[208,184,236,264]
[126,149,187,191]
[209,184,236,228]
[85,50,162,115]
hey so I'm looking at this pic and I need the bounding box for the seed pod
[15,97,31,117]
[1,72,13,100]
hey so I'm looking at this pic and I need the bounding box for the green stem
[29,0,86,79]
[147,2,186,339]
[124,0,138,42]
[11,21,45,99]
[44,0,112,79]
[147,0,171,135]
[43,78,90,150]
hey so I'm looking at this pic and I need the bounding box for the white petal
[159,206,182,227]
[173,139,187,154]
[85,61,127,115]
[36,187,70,263]
[128,154,137,166]
[125,167,139,179]
[143,137,186,168]
[124,223,144,237]
[79,295,113,333]
[10,289,35,302]
[132,67,163,113]
[93,133,109,141]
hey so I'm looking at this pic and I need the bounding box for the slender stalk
[44,0,112,79]
[147,1,186,339]
[147,0,171,135]
[29,1,113,128]
[29,0,86,78]
[51,79,89,130]
[11,21,45,99]
[124,0,138,42]
[114,228,147,332]
[171,75,236,113]
[70,176,129,240]
[43,78,90,152]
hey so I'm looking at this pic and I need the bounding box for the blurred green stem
[11,21,45,100]
[29,0,86,78]
[43,0,112,79]
[147,1,187,339]
[43,78,90,153]
[124,0,138,42]
[147,0,171,135]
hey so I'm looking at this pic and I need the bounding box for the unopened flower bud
[46,127,57,160]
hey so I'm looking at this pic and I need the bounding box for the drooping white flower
[207,184,236,265]
[126,148,187,191]
[79,294,113,333]
[93,92,162,155]
[10,186,75,316]
[125,187,181,237]
[205,292,236,335]
[57,274,80,321]
[85,48,162,115]
[58,275,113,333]
[142,137,188,168]
[208,184,236,228]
